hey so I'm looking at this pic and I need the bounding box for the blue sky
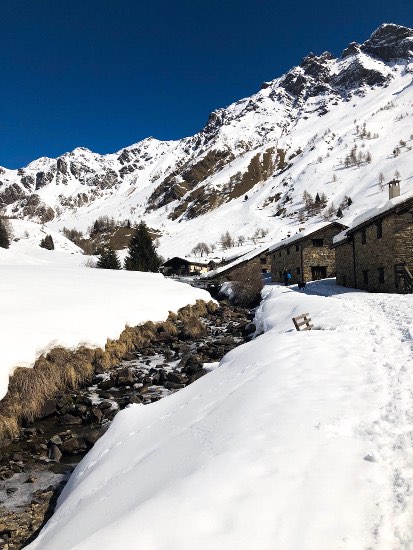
[1,0,412,168]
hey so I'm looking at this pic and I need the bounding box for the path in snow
[304,282,413,546]
[339,292,413,546]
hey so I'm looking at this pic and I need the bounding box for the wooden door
[311,266,327,280]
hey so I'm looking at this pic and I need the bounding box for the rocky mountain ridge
[1,23,413,256]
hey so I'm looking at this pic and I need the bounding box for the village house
[333,180,413,293]
[160,257,216,276]
[270,222,347,284]
[203,245,271,283]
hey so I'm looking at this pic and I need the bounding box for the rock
[98,391,114,400]
[74,404,88,415]
[39,490,54,501]
[56,396,73,410]
[244,322,256,335]
[38,399,58,418]
[83,430,105,448]
[166,372,187,384]
[22,427,37,438]
[178,354,191,369]
[49,435,63,446]
[164,381,186,390]
[10,452,23,462]
[24,476,37,483]
[97,379,114,391]
[91,407,103,423]
[190,371,207,382]
[59,414,82,425]
[6,487,18,495]
[98,400,112,411]
[60,437,86,455]
[48,444,62,462]
[122,352,136,361]
[128,395,142,404]
[10,463,23,473]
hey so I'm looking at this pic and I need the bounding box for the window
[342,275,347,286]
[376,221,383,239]
[296,267,301,276]
[287,247,290,255]
[279,251,281,257]
[361,228,366,245]
[312,239,324,247]
[362,270,369,286]
[260,257,266,265]
[295,244,300,252]
[378,267,385,283]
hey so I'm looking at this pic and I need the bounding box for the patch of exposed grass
[0,300,216,444]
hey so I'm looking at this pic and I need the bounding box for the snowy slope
[1,24,413,258]
[27,281,413,549]
[0,231,211,400]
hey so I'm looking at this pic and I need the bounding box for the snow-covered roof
[333,189,413,245]
[202,243,270,279]
[269,222,346,253]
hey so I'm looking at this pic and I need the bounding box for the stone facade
[270,223,346,284]
[334,198,413,293]
[207,250,271,283]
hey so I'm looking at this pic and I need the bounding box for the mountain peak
[360,23,413,61]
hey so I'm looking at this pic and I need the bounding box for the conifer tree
[97,247,121,270]
[0,219,10,249]
[336,207,343,218]
[124,222,161,272]
[40,234,54,250]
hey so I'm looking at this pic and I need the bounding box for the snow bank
[27,280,413,549]
[0,260,210,400]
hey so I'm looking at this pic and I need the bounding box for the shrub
[97,247,121,269]
[40,234,54,250]
[229,262,264,307]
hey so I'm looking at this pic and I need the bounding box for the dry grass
[0,300,216,444]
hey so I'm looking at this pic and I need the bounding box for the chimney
[388,179,400,200]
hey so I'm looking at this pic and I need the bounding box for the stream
[0,299,253,549]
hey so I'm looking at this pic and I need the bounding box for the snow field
[27,280,413,549]
[0,239,211,400]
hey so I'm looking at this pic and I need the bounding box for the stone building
[333,181,413,293]
[270,222,347,284]
[160,257,214,276]
[203,245,271,283]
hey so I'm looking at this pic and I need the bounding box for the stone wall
[335,210,413,293]
[271,242,302,283]
[271,225,342,284]
[334,240,355,288]
[214,253,271,284]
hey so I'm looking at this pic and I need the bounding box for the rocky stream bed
[0,300,253,549]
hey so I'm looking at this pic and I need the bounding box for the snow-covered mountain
[1,23,413,257]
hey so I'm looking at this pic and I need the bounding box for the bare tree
[220,231,234,250]
[191,242,211,258]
